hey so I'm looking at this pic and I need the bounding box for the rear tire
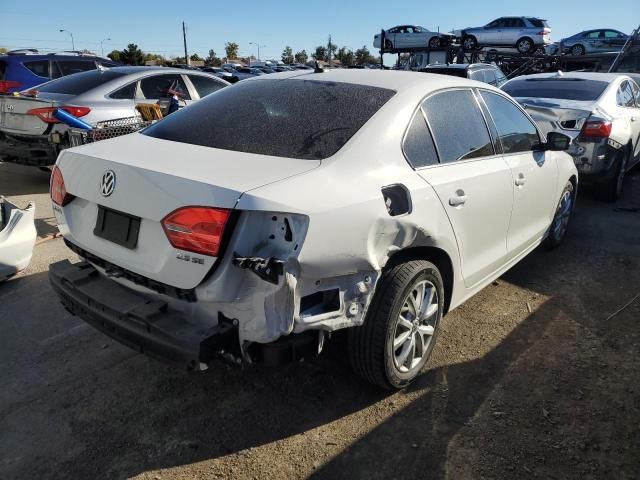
[601,147,629,202]
[384,39,393,50]
[348,260,444,390]
[516,37,535,54]
[463,36,478,50]
[428,36,441,48]
[570,44,586,55]
[544,181,575,249]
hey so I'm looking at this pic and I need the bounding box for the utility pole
[182,21,189,66]
[328,34,332,68]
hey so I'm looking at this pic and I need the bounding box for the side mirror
[545,131,571,151]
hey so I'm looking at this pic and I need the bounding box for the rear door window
[421,89,494,163]
[140,74,191,100]
[629,80,640,106]
[403,110,439,168]
[23,60,50,78]
[187,75,225,98]
[527,18,546,28]
[109,82,137,99]
[0,60,5,80]
[53,60,97,78]
[480,91,540,154]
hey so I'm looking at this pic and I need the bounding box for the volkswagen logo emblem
[100,170,116,197]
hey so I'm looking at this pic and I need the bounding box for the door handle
[515,174,527,186]
[631,116,637,122]
[449,190,467,207]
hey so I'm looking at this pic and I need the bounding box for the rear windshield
[421,67,467,78]
[143,78,396,160]
[502,78,609,101]
[527,18,548,28]
[36,70,127,95]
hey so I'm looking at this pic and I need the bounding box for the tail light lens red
[581,119,612,138]
[27,106,91,124]
[161,207,231,257]
[50,165,75,206]
[0,80,22,93]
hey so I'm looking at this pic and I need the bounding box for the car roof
[247,69,500,97]
[0,54,109,62]
[510,71,625,82]
[424,63,496,70]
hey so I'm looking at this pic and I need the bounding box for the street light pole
[59,29,75,50]
[100,37,111,56]
[249,42,266,62]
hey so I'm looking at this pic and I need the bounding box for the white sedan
[49,70,577,389]
[374,25,455,50]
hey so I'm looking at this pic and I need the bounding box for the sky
[2,0,638,63]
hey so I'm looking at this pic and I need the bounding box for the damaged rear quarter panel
[229,99,462,344]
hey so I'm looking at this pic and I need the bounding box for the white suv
[49,70,577,389]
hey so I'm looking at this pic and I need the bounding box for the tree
[327,39,337,60]
[225,42,239,60]
[107,49,121,62]
[281,46,294,64]
[206,49,222,66]
[120,43,145,65]
[355,45,377,65]
[312,45,327,61]
[0,47,7,54]
[336,47,354,66]
[190,53,202,62]
[294,49,308,64]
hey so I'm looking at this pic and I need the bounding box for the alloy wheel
[392,280,439,373]
[552,187,573,241]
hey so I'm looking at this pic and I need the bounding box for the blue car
[0,49,119,94]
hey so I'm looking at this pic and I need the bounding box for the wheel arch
[385,246,454,314]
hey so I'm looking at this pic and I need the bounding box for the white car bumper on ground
[0,197,37,280]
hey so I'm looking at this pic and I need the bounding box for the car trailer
[377,26,640,79]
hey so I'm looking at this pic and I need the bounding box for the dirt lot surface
[1,161,639,480]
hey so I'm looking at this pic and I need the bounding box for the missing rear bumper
[49,260,239,370]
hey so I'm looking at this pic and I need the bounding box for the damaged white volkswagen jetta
[49,70,577,389]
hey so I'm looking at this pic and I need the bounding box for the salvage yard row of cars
[1,20,640,390]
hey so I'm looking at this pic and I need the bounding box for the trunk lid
[0,94,57,135]
[516,97,597,135]
[56,133,320,290]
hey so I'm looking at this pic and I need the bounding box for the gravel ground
[1,161,639,480]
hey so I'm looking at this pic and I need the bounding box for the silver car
[0,66,228,166]
[373,25,455,50]
[503,72,640,200]
[560,29,629,56]
[462,17,552,54]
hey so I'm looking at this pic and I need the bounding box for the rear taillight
[0,80,22,93]
[27,106,91,124]
[50,165,75,206]
[581,119,612,138]
[161,207,231,257]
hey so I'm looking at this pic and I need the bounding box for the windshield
[143,78,395,160]
[502,78,609,101]
[35,70,127,95]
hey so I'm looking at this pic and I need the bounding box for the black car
[419,63,508,87]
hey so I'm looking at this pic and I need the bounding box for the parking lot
[0,159,638,479]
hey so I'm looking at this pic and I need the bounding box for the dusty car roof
[247,68,493,93]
